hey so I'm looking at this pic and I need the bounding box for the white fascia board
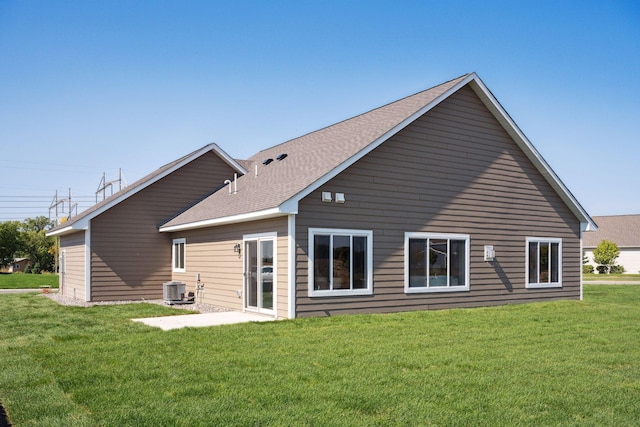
[46,225,74,237]
[278,75,476,209]
[466,76,597,232]
[159,207,288,232]
[46,224,87,237]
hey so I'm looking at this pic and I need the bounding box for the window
[405,233,470,293]
[308,228,373,296]
[526,238,562,288]
[172,238,186,273]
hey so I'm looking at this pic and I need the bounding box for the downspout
[85,222,91,302]
[288,214,296,319]
[580,226,584,301]
[60,249,65,296]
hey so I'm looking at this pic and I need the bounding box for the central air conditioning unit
[163,281,185,303]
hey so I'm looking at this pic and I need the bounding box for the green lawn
[0,272,59,289]
[1,286,639,426]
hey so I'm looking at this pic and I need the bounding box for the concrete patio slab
[132,311,277,330]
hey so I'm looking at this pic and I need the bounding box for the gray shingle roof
[583,215,640,248]
[160,74,470,229]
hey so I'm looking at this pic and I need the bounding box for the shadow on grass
[0,401,10,427]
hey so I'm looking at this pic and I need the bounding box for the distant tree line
[0,216,56,273]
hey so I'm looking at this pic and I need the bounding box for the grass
[0,272,59,289]
[1,286,639,426]
[583,273,640,281]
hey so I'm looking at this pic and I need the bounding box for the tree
[22,216,53,233]
[0,221,22,268]
[19,216,56,273]
[592,240,620,274]
[582,249,594,274]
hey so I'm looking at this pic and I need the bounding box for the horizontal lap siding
[60,231,86,301]
[90,153,237,301]
[295,85,581,317]
[171,217,289,318]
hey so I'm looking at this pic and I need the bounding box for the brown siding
[295,85,582,317]
[59,231,86,301]
[171,217,289,318]
[89,152,237,301]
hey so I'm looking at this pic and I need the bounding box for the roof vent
[262,158,273,165]
[276,153,288,161]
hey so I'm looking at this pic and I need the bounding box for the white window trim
[172,238,186,273]
[404,232,470,293]
[308,228,373,297]
[526,237,562,288]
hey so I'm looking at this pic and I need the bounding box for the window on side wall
[526,237,562,288]
[405,233,470,293]
[172,238,186,273]
[308,228,373,297]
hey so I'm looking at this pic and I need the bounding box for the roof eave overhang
[46,222,88,237]
[159,207,293,233]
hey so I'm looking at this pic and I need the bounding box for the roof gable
[160,73,596,232]
[47,143,246,236]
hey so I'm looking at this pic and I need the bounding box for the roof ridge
[156,142,218,169]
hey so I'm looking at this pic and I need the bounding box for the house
[0,258,31,273]
[583,215,640,274]
[48,73,596,318]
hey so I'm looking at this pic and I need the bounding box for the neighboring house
[583,215,640,274]
[0,258,31,273]
[48,73,596,318]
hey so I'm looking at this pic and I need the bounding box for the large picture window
[526,238,562,288]
[172,238,186,273]
[405,233,470,293]
[308,228,373,297]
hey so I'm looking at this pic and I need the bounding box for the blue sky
[0,0,638,221]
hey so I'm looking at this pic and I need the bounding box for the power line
[0,196,96,199]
